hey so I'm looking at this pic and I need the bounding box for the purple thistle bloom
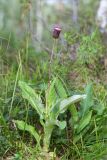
[52,25,61,39]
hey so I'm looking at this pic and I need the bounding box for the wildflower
[52,25,61,39]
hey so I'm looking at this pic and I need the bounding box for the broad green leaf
[15,120,41,148]
[76,111,92,134]
[80,84,93,116]
[46,78,57,108]
[74,124,91,143]
[50,95,86,120]
[54,78,67,98]
[19,81,44,119]
[50,99,61,119]
[69,104,78,124]
[47,77,67,108]
[60,94,86,114]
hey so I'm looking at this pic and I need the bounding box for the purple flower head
[52,25,61,39]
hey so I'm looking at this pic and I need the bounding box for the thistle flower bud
[52,25,61,39]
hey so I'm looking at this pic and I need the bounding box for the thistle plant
[14,25,86,159]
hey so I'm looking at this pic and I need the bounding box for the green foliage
[18,81,44,119]
[68,84,94,142]
[46,77,67,108]
[15,77,86,156]
[0,136,10,157]
[80,84,93,116]
[76,110,92,134]
[14,120,41,149]
[64,30,80,45]
[13,153,22,160]
[64,82,107,160]
[77,30,103,65]
[68,83,106,145]
[0,1,107,159]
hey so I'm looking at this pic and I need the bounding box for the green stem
[46,39,57,118]
[49,39,57,81]
[43,124,54,152]
[44,39,57,152]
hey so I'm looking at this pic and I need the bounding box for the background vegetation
[0,0,107,159]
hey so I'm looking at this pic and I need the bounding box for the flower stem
[49,39,57,81]
[46,39,57,112]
